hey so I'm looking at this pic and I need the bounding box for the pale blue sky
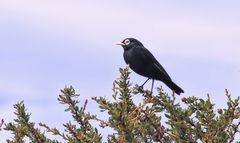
[0,0,240,141]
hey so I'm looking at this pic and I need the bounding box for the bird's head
[116,38,143,50]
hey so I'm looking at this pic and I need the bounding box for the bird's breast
[123,50,148,76]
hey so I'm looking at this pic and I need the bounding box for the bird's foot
[146,90,152,96]
[137,85,144,93]
[132,84,144,94]
[142,90,153,98]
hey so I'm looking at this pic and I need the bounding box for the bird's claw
[137,85,144,93]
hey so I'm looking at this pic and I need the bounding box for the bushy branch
[92,67,170,143]
[41,86,102,143]
[0,119,4,131]
[2,67,240,143]
[4,101,59,143]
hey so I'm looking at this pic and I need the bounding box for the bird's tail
[165,80,184,95]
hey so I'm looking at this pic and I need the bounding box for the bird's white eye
[124,39,130,45]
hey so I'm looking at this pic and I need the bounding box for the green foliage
[1,67,240,143]
[4,101,60,143]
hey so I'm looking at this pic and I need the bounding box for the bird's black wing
[137,46,171,80]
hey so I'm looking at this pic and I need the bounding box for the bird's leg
[138,78,150,92]
[141,78,150,88]
[151,79,154,95]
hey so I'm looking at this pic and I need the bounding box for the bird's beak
[115,42,125,46]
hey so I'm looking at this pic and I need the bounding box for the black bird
[116,38,184,95]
